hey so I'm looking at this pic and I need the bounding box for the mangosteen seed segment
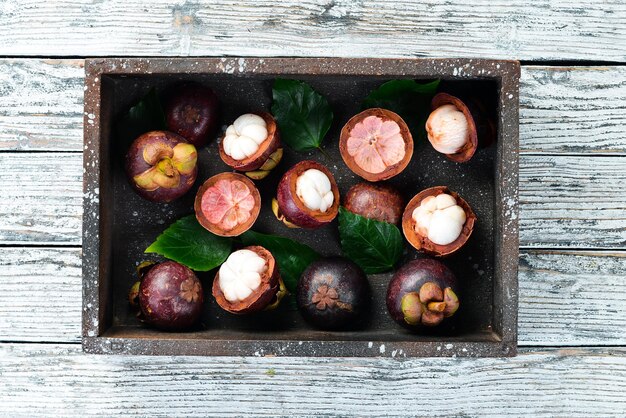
[339,108,413,182]
[275,160,340,229]
[386,258,459,331]
[125,130,198,203]
[296,257,371,330]
[296,168,335,213]
[165,83,220,147]
[343,182,404,224]
[426,104,470,155]
[194,172,261,237]
[219,112,283,178]
[412,193,466,246]
[138,261,204,331]
[402,186,476,257]
[212,246,282,314]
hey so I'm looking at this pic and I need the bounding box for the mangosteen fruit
[218,112,283,180]
[274,160,340,229]
[425,92,495,163]
[386,258,460,331]
[125,130,198,203]
[296,257,371,330]
[138,261,204,331]
[343,182,404,224]
[212,246,285,314]
[402,186,476,257]
[339,108,413,182]
[164,83,220,148]
[194,172,261,237]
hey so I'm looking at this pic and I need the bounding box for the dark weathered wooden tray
[83,58,519,357]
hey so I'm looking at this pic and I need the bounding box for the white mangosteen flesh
[218,249,268,303]
[223,114,268,160]
[412,194,466,245]
[425,104,469,155]
[295,169,334,213]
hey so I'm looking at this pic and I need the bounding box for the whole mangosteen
[297,257,371,330]
[386,258,460,332]
[164,82,220,147]
[344,182,404,224]
[125,130,198,203]
[138,261,204,331]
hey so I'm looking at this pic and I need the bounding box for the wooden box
[82,58,519,357]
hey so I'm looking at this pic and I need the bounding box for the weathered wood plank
[518,250,626,345]
[0,153,82,245]
[0,59,84,151]
[2,152,624,247]
[0,344,624,417]
[519,155,626,248]
[0,1,625,61]
[2,61,626,154]
[520,66,626,154]
[2,248,624,346]
[0,248,81,342]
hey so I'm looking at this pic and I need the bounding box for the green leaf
[338,207,403,274]
[117,88,167,148]
[240,230,320,292]
[362,79,440,141]
[271,79,334,152]
[145,215,232,271]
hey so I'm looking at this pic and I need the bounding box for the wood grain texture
[520,66,626,154]
[518,250,626,345]
[0,1,625,61]
[519,155,626,248]
[2,248,624,346]
[0,153,82,245]
[1,152,623,247]
[0,344,624,417]
[0,248,81,342]
[0,59,84,151]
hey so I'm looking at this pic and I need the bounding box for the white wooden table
[1,1,625,416]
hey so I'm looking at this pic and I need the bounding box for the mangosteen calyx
[311,284,353,312]
[401,282,459,327]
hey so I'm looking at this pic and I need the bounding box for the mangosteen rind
[296,257,371,330]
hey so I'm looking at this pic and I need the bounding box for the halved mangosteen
[212,245,285,314]
[339,108,413,182]
[194,172,261,237]
[218,112,283,180]
[402,186,476,257]
[274,160,340,229]
[425,92,496,163]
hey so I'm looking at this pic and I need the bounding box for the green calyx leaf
[338,207,403,274]
[145,215,232,271]
[271,79,333,152]
[362,79,440,141]
[117,88,167,148]
[241,230,320,293]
